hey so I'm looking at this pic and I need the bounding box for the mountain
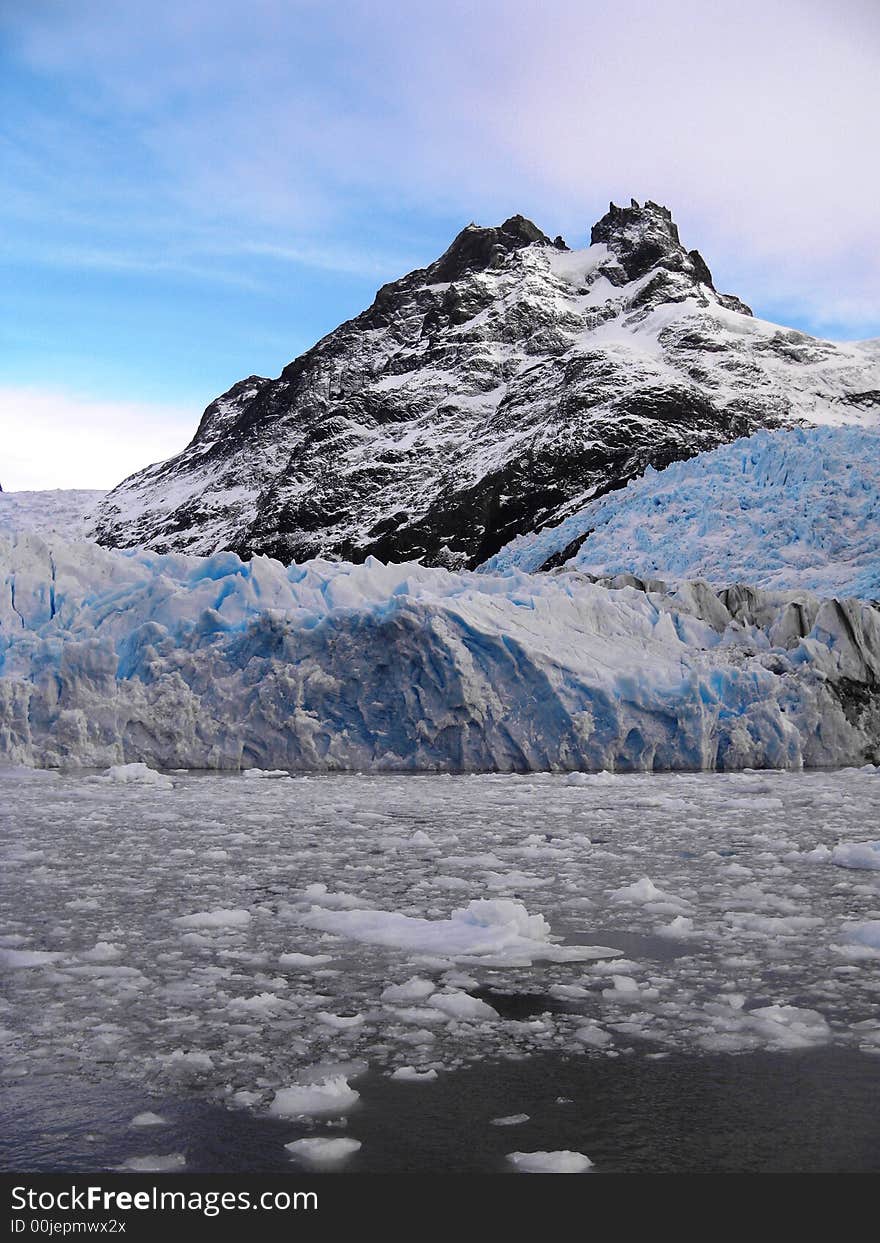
[484,425,880,598]
[91,200,880,568]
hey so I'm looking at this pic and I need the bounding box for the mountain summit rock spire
[591,198,751,313]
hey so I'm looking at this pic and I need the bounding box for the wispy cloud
[0,240,271,290]
[233,240,421,279]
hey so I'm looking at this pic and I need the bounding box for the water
[2,766,879,1173]
[3,1051,879,1173]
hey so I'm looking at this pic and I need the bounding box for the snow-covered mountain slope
[91,200,880,569]
[3,533,880,772]
[484,426,880,598]
[0,489,105,541]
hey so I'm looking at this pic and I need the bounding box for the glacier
[0,488,105,543]
[1,529,879,771]
[485,425,880,597]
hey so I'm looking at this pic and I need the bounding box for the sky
[1,0,878,490]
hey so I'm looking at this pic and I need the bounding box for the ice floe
[268,1077,360,1119]
[507,1150,594,1173]
[299,899,613,966]
[284,1136,362,1165]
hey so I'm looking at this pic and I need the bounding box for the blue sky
[1,0,878,489]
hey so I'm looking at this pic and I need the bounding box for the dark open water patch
[3,1048,880,1174]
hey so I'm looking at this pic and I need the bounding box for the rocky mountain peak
[591,198,686,277]
[589,198,749,314]
[426,214,557,284]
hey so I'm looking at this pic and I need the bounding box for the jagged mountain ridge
[92,200,880,567]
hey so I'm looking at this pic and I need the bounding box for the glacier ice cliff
[1,533,879,772]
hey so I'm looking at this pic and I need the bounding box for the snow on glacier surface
[2,530,880,772]
[2,766,880,1123]
[485,427,880,598]
[0,489,104,542]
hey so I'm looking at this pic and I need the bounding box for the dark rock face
[92,200,880,567]
[590,199,751,312]
[427,215,555,283]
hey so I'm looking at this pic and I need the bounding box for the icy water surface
[2,767,880,1172]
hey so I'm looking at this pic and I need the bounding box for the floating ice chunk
[268,1076,360,1118]
[831,841,880,871]
[163,1050,214,1074]
[0,948,60,968]
[609,876,685,910]
[655,915,697,939]
[564,946,622,961]
[228,993,287,1017]
[390,1066,438,1082]
[284,1137,361,1165]
[230,1090,261,1107]
[380,976,436,1003]
[566,771,615,785]
[130,1112,169,1128]
[317,1011,364,1029]
[549,983,590,999]
[80,941,122,962]
[483,870,549,891]
[442,970,480,990]
[428,991,499,1022]
[386,1006,449,1026]
[295,1059,368,1085]
[174,908,251,929]
[727,912,822,936]
[242,768,290,779]
[444,854,505,869]
[279,951,334,968]
[746,1004,832,1049]
[843,921,880,950]
[601,975,660,1004]
[491,1114,529,1126]
[115,1153,186,1172]
[573,1021,612,1047]
[103,763,173,790]
[606,975,638,994]
[300,884,367,910]
[589,957,640,976]
[507,1150,594,1173]
[300,898,599,965]
[723,862,753,877]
